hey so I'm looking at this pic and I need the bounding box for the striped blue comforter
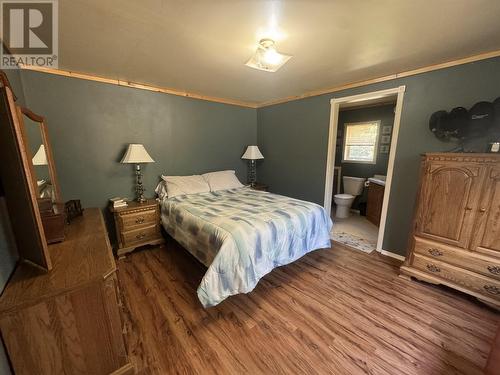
[161,187,332,307]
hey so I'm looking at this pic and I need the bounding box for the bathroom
[331,99,396,253]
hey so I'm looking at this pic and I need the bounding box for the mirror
[25,116,51,198]
[18,107,61,203]
[0,84,52,270]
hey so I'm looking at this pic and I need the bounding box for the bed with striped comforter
[160,187,332,307]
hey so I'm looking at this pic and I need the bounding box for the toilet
[334,176,366,218]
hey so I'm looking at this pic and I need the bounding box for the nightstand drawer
[121,225,159,247]
[119,209,157,229]
[110,199,164,257]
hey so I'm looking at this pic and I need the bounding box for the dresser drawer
[414,236,500,281]
[118,209,157,229]
[121,225,159,247]
[412,253,500,300]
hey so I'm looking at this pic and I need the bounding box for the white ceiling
[59,0,500,105]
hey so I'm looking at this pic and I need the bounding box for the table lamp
[241,145,264,187]
[32,144,48,165]
[120,144,155,203]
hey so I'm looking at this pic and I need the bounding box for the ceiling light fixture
[245,38,291,72]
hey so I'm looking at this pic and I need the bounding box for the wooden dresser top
[422,152,500,161]
[0,208,116,314]
[109,198,158,213]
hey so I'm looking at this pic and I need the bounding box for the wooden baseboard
[378,249,406,261]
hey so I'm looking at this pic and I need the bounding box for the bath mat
[330,231,376,254]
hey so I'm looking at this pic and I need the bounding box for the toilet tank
[343,176,366,196]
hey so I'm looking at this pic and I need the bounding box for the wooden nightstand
[251,183,269,191]
[110,199,164,257]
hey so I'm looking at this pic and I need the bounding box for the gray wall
[20,70,257,210]
[257,57,500,256]
[336,104,395,179]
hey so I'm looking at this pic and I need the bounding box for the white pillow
[155,180,168,200]
[161,175,210,198]
[202,170,244,191]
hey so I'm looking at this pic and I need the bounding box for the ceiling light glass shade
[245,39,291,72]
[32,144,48,165]
[241,145,264,160]
[120,143,155,164]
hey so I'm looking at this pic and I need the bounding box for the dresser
[0,209,134,374]
[111,199,164,257]
[400,153,500,309]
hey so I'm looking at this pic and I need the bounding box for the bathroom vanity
[366,177,385,226]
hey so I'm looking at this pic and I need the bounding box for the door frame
[323,86,406,255]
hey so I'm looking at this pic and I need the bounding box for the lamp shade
[120,144,155,164]
[32,144,48,165]
[241,145,264,160]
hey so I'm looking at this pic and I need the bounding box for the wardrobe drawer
[118,209,157,230]
[121,225,159,247]
[412,254,500,300]
[414,236,500,281]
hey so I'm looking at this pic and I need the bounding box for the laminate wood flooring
[117,240,499,374]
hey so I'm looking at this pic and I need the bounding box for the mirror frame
[0,84,52,270]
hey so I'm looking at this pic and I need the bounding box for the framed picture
[382,125,392,135]
[381,135,391,144]
[380,145,390,154]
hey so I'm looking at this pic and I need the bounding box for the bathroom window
[342,121,380,164]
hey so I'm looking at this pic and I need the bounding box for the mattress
[160,187,332,307]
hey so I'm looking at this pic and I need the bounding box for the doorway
[324,86,405,256]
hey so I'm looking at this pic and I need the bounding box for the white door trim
[324,86,406,254]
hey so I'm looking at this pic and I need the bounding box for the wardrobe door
[470,166,500,259]
[415,161,484,248]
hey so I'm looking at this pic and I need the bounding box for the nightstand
[251,183,269,192]
[110,199,164,257]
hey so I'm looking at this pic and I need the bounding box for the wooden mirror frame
[18,106,62,203]
[0,84,52,270]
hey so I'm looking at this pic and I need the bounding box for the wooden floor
[117,240,499,375]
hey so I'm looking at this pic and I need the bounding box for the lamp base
[247,160,257,186]
[135,164,146,203]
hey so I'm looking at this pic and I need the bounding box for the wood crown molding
[19,48,500,109]
[258,49,500,107]
[19,64,259,109]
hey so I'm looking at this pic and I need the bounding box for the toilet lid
[334,193,354,199]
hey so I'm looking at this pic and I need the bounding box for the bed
[159,185,333,307]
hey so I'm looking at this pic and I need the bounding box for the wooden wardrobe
[401,153,500,309]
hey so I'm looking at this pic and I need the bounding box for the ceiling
[58,0,500,105]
